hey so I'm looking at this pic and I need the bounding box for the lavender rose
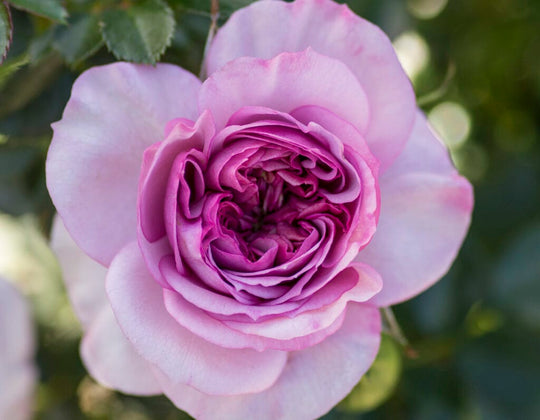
[47,0,473,418]
[0,278,36,420]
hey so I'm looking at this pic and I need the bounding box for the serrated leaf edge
[98,0,175,65]
[8,0,68,24]
[52,15,104,66]
[145,0,175,62]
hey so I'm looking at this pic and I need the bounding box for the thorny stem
[382,307,418,358]
[199,0,220,80]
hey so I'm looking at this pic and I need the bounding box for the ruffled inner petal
[137,103,381,349]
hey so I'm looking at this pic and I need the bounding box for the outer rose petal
[81,306,161,395]
[381,111,458,178]
[51,217,161,394]
[50,216,107,328]
[0,278,36,420]
[0,280,34,364]
[155,303,381,420]
[0,367,35,420]
[199,49,370,135]
[47,63,201,266]
[357,112,474,306]
[106,242,288,396]
[206,0,415,169]
[162,262,381,351]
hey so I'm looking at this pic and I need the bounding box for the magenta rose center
[208,142,352,264]
[141,108,378,306]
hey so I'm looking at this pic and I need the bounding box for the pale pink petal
[0,278,36,420]
[47,63,201,266]
[81,305,161,395]
[163,263,380,351]
[163,289,346,352]
[206,0,415,169]
[199,49,370,135]
[156,303,381,420]
[357,113,473,306]
[106,242,288,396]
[50,216,108,329]
[382,111,457,178]
[0,366,36,420]
[0,279,34,364]
[221,264,381,342]
[50,217,160,394]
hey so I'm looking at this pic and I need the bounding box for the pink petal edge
[47,62,201,266]
[156,303,381,420]
[358,112,474,306]
[81,305,162,395]
[206,0,416,170]
[106,241,288,396]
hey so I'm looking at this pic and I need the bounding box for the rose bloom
[0,278,36,420]
[47,0,473,418]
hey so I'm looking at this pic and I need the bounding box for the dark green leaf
[54,14,103,66]
[8,0,67,23]
[0,53,63,118]
[100,0,175,65]
[0,53,29,90]
[27,26,56,62]
[338,334,402,413]
[0,1,12,63]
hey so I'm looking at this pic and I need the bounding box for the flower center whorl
[138,107,380,306]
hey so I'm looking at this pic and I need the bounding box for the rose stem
[199,0,220,80]
[382,307,418,358]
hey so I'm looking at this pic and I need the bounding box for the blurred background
[0,0,539,418]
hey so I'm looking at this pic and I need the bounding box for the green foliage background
[0,0,539,418]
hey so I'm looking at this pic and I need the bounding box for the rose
[0,277,36,420]
[47,0,473,418]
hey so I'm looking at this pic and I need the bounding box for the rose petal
[0,365,35,420]
[382,111,459,178]
[163,263,380,351]
[47,63,201,265]
[139,110,214,243]
[160,253,306,320]
[163,289,346,352]
[221,264,381,341]
[50,217,160,395]
[206,0,415,169]
[156,303,381,420]
[50,216,108,328]
[0,279,34,364]
[81,305,161,395]
[0,278,36,420]
[106,242,288,395]
[200,49,370,136]
[357,112,473,305]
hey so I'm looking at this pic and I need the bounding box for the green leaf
[100,0,175,65]
[54,14,103,66]
[0,1,12,64]
[8,0,68,23]
[28,26,56,62]
[0,53,29,90]
[338,334,402,412]
[0,52,63,118]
